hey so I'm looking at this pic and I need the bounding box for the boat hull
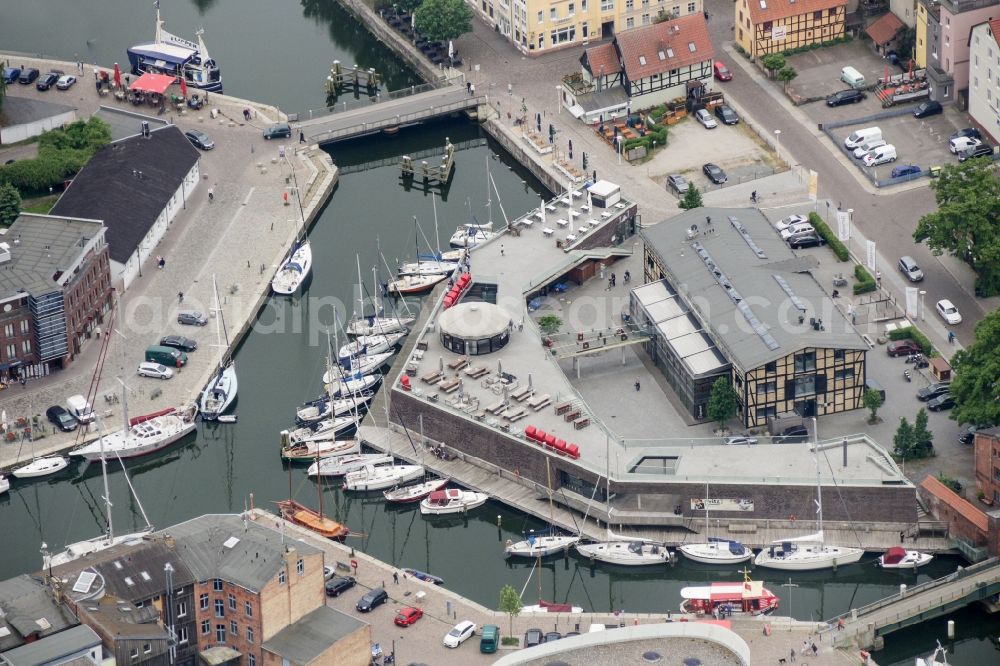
[878,550,934,569]
[276,499,349,539]
[200,363,237,420]
[383,478,449,503]
[754,545,865,571]
[46,530,153,569]
[307,454,393,477]
[13,456,69,479]
[271,241,313,295]
[505,535,580,558]
[678,543,754,565]
[575,541,672,566]
[282,439,360,462]
[419,491,488,515]
[342,465,424,491]
[69,416,196,461]
[347,317,414,336]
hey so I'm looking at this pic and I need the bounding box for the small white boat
[69,408,196,460]
[0,474,9,494]
[295,393,371,426]
[384,478,449,503]
[505,534,580,558]
[342,464,424,491]
[287,416,358,445]
[916,641,950,666]
[282,438,360,462]
[419,488,489,515]
[387,273,447,296]
[338,332,405,359]
[323,352,392,382]
[397,259,459,277]
[13,456,69,479]
[307,453,393,477]
[576,540,672,566]
[878,546,934,569]
[271,239,313,295]
[754,532,864,571]
[328,373,381,397]
[200,361,237,420]
[347,316,414,337]
[679,539,753,565]
[449,222,495,248]
[521,601,584,613]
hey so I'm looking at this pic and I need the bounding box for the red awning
[130,72,176,95]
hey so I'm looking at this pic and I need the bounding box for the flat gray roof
[262,606,366,664]
[0,625,100,666]
[641,208,868,371]
[0,214,105,301]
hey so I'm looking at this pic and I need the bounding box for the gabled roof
[989,18,1000,49]
[0,575,78,652]
[0,625,101,666]
[866,12,904,45]
[583,42,621,76]
[747,0,847,25]
[50,125,199,264]
[615,14,714,82]
[919,476,988,532]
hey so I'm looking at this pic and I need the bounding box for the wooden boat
[383,478,448,503]
[386,273,447,296]
[402,568,444,585]
[276,499,349,539]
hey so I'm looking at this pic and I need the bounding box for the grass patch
[807,212,848,261]
[501,636,520,646]
[888,325,936,356]
[20,195,58,215]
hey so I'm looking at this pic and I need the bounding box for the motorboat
[12,455,69,479]
[342,464,424,491]
[0,474,8,495]
[328,373,381,397]
[271,239,313,295]
[521,600,584,613]
[324,352,392,382]
[307,453,393,478]
[679,538,753,565]
[281,438,360,463]
[397,259,459,277]
[419,488,489,515]
[69,407,196,460]
[275,498,349,539]
[878,546,933,569]
[347,316,414,336]
[338,332,405,360]
[449,222,495,248]
[505,533,580,558]
[383,478,449,503]
[127,8,222,92]
[679,578,780,616]
[295,393,371,426]
[575,540,672,566]
[200,276,237,421]
[386,273,447,296]
[753,532,864,571]
[915,641,950,666]
[402,568,444,585]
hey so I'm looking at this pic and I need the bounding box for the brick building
[918,475,991,560]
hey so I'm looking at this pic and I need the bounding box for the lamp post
[919,290,927,320]
[781,578,799,631]
[774,129,782,156]
[616,135,623,165]
[556,85,562,115]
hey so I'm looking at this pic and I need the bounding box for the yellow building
[469,0,703,56]
[915,0,928,68]
[734,0,847,58]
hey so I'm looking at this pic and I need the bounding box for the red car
[714,61,733,81]
[394,607,423,627]
[886,339,921,357]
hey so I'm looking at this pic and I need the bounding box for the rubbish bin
[929,165,941,178]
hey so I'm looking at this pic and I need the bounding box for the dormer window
[639,55,647,65]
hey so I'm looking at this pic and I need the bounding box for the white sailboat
[0,474,8,494]
[678,483,753,565]
[328,372,381,397]
[386,273,448,296]
[69,407,196,461]
[200,275,238,420]
[398,205,460,277]
[323,351,392,382]
[307,453,393,478]
[506,455,579,557]
[12,412,68,479]
[384,478,449,503]
[419,488,489,515]
[295,393,371,426]
[338,332,405,359]
[449,222,495,248]
[343,464,424,492]
[347,255,414,335]
[915,641,950,666]
[576,534,672,566]
[271,238,313,295]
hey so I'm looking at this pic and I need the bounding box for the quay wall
[482,116,568,195]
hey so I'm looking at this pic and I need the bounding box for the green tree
[893,417,915,459]
[498,584,523,638]
[0,182,21,227]
[913,159,1000,296]
[761,53,786,78]
[537,315,562,335]
[777,66,798,90]
[394,0,424,12]
[896,27,917,60]
[863,388,884,423]
[948,309,1000,426]
[414,0,473,42]
[707,377,738,429]
[678,183,703,210]
[912,408,933,456]
[653,9,675,23]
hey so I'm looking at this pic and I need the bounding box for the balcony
[563,72,597,95]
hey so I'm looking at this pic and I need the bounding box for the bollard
[899,584,907,597]
[947,619,955,639]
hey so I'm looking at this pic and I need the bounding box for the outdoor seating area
[380,8,461,66]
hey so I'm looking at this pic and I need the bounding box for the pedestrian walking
[208,186,214,202]
[76,60,83,75]
[802,641,809,655]
[299,131,306,143]
[507,83,512,96]
[948,330,956,345]
[624,270,630,283]
[634,379,640,392]
[876,270,882,286]
[811,642,818,656]
[790,649,796,662]
[393,571,399,584]
[178,292,184,303]
[607,277,613,291]
[610,273,616,287]
[466,81,472,94]
[470,83,475,95]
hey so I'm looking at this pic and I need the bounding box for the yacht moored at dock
[127,8,222,92]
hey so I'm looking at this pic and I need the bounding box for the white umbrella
[448,40,455,60]
[587,188,593,210]
[569,215,574,235]
[539,197,546,224]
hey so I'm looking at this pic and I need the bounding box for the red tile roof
[866,12,904,45]
[584,42,622,76]
[746,0,847,25]
[989,18,1000,49]
[614,14,714,82]
[920,476,988,533]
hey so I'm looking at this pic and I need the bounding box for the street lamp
[774,129,782,155]
[556,85,562,115]
[781,578,799,631]
[616,135,623,165]
[919,290,927,321]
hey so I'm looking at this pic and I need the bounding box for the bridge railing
[309,95,486,144]
[291,75,464,122]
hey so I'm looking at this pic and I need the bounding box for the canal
[2,1,999,663]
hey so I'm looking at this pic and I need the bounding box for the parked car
[136,362,174,380]
[524,628,544,648]
[323,565,335,580]
[443,620,477,648]
[160,335,198,352]
[898,255,924,282]
[788,234,827,249]
[55,75,76,90]
[724,436,758,445]
[959,425,984,445]
[184,129,215,150]
[666,174,689,194]
[544,631,562,643]
[917,383,951,401]
[887,339,922,357]
[4,67,21,84]
[826,89,866,106]
[177,310,208,326]
[774,425,808,444]
[927,394,955,411]
[324,575,356,597]
[355,587,388,611]
[950,127,982,142]
[18,68,39,84]
[958,142,994,162]
[936,298,962,324]
[35,72,59,91]
[779,221,815,240]
[694,108,717,129]
[713,61,733,81]
[891,164,921,178]
[702,163,727,184]
[773,214,807,232]
[714,105,739,125]
[949,136,980,154]
[853,138,886,159]
[394,606,423,627]
[46,405,78,432]
[263,123,292,140]
[862,144,897,166]
[913,100,943,118]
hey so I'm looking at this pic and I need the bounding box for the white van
[841,66,866,89]
[844,126,881,149]
[863,144,897,166]
[853,138,887,159]
[66,394,96,424]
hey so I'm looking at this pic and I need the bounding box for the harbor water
[1,1,999,662]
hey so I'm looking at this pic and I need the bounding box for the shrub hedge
[807,212,849,261]
[888,325,936,356]
[853,264,877,295]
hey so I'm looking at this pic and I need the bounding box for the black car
[703,163,727,184]
[913,100,943,118]
[714,105,739,125]
[775,425,809,444]
[46,405,79,432]
[826,89,866,106]
[18,68,39,84]
[524,628,543,647]
[950,127,982,142]
[788,234,827,249]
[184,129,215,150]
[916,382,951,401]
[958,142,994,162]
[544,631,562,643]
[159,335,198,352]
[263,123,292,140]
[927,394,955,411]
[355,587,388,612]
[324,575,356,597]
[959,425,985,445]
[36,72,59,91]
[3,67,20,84]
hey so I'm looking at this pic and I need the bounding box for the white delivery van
[853,138,887,159]
[66,394,96,424]
[863,144,897,166]
[841,66,866,89]
[844,126,881,149]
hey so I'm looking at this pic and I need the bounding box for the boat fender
[789,514,796,522]
[514,467,520,477]
[763,623,772,636]
[859,650,870,664]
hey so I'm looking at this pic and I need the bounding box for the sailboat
[307,453,393,478]
[343,463,425,492]
[294,392,371,427]
[575,532,672,566]
[327,372,381,397]
[449,157,498,248]
[387,273,447,296]
[271,238,313,295]
[678,483,753,565]
[397,202,460,277]
[199,275,238,420]
[276,447,350,539]
[12,409,69,479]
[324,351,392,381]
[69,407,196,461]
[347,255,414,336]
[338,331,405,360]
[506,454,579,557]
[915,641,950,666]
[384,477,449,503]
[754,443,864,571]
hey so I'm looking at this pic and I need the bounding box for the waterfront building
[0,213,111,381]
[966,18,1000,142]
[639,208,869,428]
[468,0,703,56]
[734,0,847,58]
[918,475,995,561]
[0,575,80,655]
[915,0,999,102]
[50,125,201,290]
[0,625,104,666]
[974,427,1000,556]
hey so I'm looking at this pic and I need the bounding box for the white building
[968,18,1000,143]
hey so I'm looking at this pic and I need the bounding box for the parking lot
[831,111,961,180]
[784,42,898,104]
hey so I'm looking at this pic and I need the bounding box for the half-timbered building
[735,0,848,58]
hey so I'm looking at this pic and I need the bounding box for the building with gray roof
[639,208,869,427]
[262,606,369,666]
[0,625,102,666]
[0,575,78,653]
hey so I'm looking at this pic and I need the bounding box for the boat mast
[355,254,364,320]
[432,194,443,260]
[704,480,710,542]
[485,156,493,227]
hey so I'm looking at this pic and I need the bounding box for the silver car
[667,174,689,194]
[694,108,717,129]
[137,362,174,380]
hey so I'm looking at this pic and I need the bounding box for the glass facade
[440,328,510,356]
